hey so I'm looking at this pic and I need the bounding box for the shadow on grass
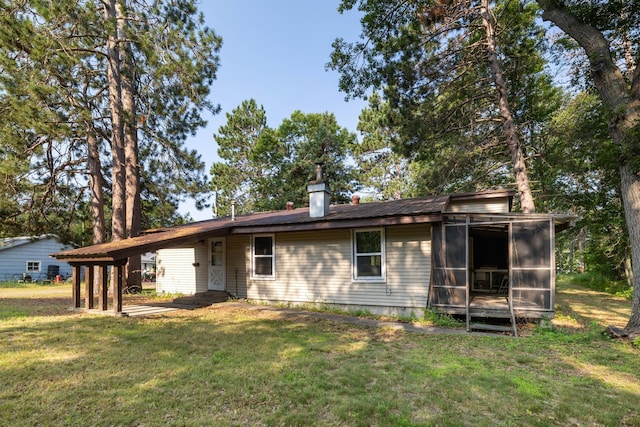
[0,297,75,318]
[1,304,639,427]
[0,285,182,319]
[554,279,631,331]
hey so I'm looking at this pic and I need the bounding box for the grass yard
[1,279,639,426]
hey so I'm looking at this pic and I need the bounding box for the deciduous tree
[536,0,640,330]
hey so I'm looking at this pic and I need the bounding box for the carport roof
[51,194,453,263]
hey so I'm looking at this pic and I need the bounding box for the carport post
[72,265,82,308]
[113,262,124,313]
[85,266,94,310]
[100,265,108,311]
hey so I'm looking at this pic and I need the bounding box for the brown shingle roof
[51,194,450,262]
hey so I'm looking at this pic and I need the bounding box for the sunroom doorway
[469,223,509,296]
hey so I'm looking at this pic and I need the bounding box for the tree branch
[537,0,629,111]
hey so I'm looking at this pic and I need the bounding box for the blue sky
[181,1,367,220]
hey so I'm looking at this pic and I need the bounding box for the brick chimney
[307,162,330,218]
[351,195,360,205]
[286,201,294,211]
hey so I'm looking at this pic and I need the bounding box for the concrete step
[173,291,229,307]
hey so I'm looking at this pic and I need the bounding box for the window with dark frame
[353,229,384,280]
[252,235,274,278]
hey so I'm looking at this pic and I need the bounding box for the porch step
[469,322,515,333]
[467,303,518,337]
[469,308,513,318]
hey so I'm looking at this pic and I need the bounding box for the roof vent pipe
[315,162,324,182]
[308,162,330,218]
[231,199,236,221]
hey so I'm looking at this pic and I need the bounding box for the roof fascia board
[62,215,442,261]
[66,258,124,265]
[231,214,442,234]
[99,228,232,260]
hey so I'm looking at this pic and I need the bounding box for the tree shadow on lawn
[0,297,77,318]
[0,285,179,319]
[554,280,631,332]
[1,306,639,427]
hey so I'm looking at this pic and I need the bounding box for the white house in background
[0,235,74,282]
[141,252,156,271]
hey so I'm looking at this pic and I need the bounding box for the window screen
[354,229,384,279]
[252,235,274,278]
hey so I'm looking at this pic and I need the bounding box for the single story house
[52,171,571,333]
[1,234,74,282]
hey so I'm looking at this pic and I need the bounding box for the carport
[51,219,237,314]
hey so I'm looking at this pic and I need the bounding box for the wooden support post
[100,265,108,311]
[113,263,123,313]
[72,265,82,308]
[85,266,95,310]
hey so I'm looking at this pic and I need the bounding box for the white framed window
[353,228,385,281]
[26,261,41,273]
[251,234,275,279]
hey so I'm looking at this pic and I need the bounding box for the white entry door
[208,238,226,291]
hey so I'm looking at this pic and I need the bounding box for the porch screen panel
[511,220,553,312]
[433,218,467,308]
[512,221,550,267]
[445,224,466,269]
[430,221,467,307]
[432,223,444,269]
[430,223,445,306]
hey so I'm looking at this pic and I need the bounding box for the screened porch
[429,213,570,320]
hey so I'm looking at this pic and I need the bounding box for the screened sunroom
[429,213,572,321]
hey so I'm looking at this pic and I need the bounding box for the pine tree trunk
[105,0,126,242]
[105,0,126,293]
[87,127,105,246]
[480,0,536,213]
[87,129,105,294]
[118,1,142,289]
[123,70,141,288]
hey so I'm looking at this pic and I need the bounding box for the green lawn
[1,280,638,426]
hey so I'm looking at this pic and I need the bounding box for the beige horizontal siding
[156,247,196,294]
[446,199,509,213]
[240,224,431,310]
[384,225,431,307]
[246,229,351,303]
[194,244,209,293]
[226,235,250,298]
